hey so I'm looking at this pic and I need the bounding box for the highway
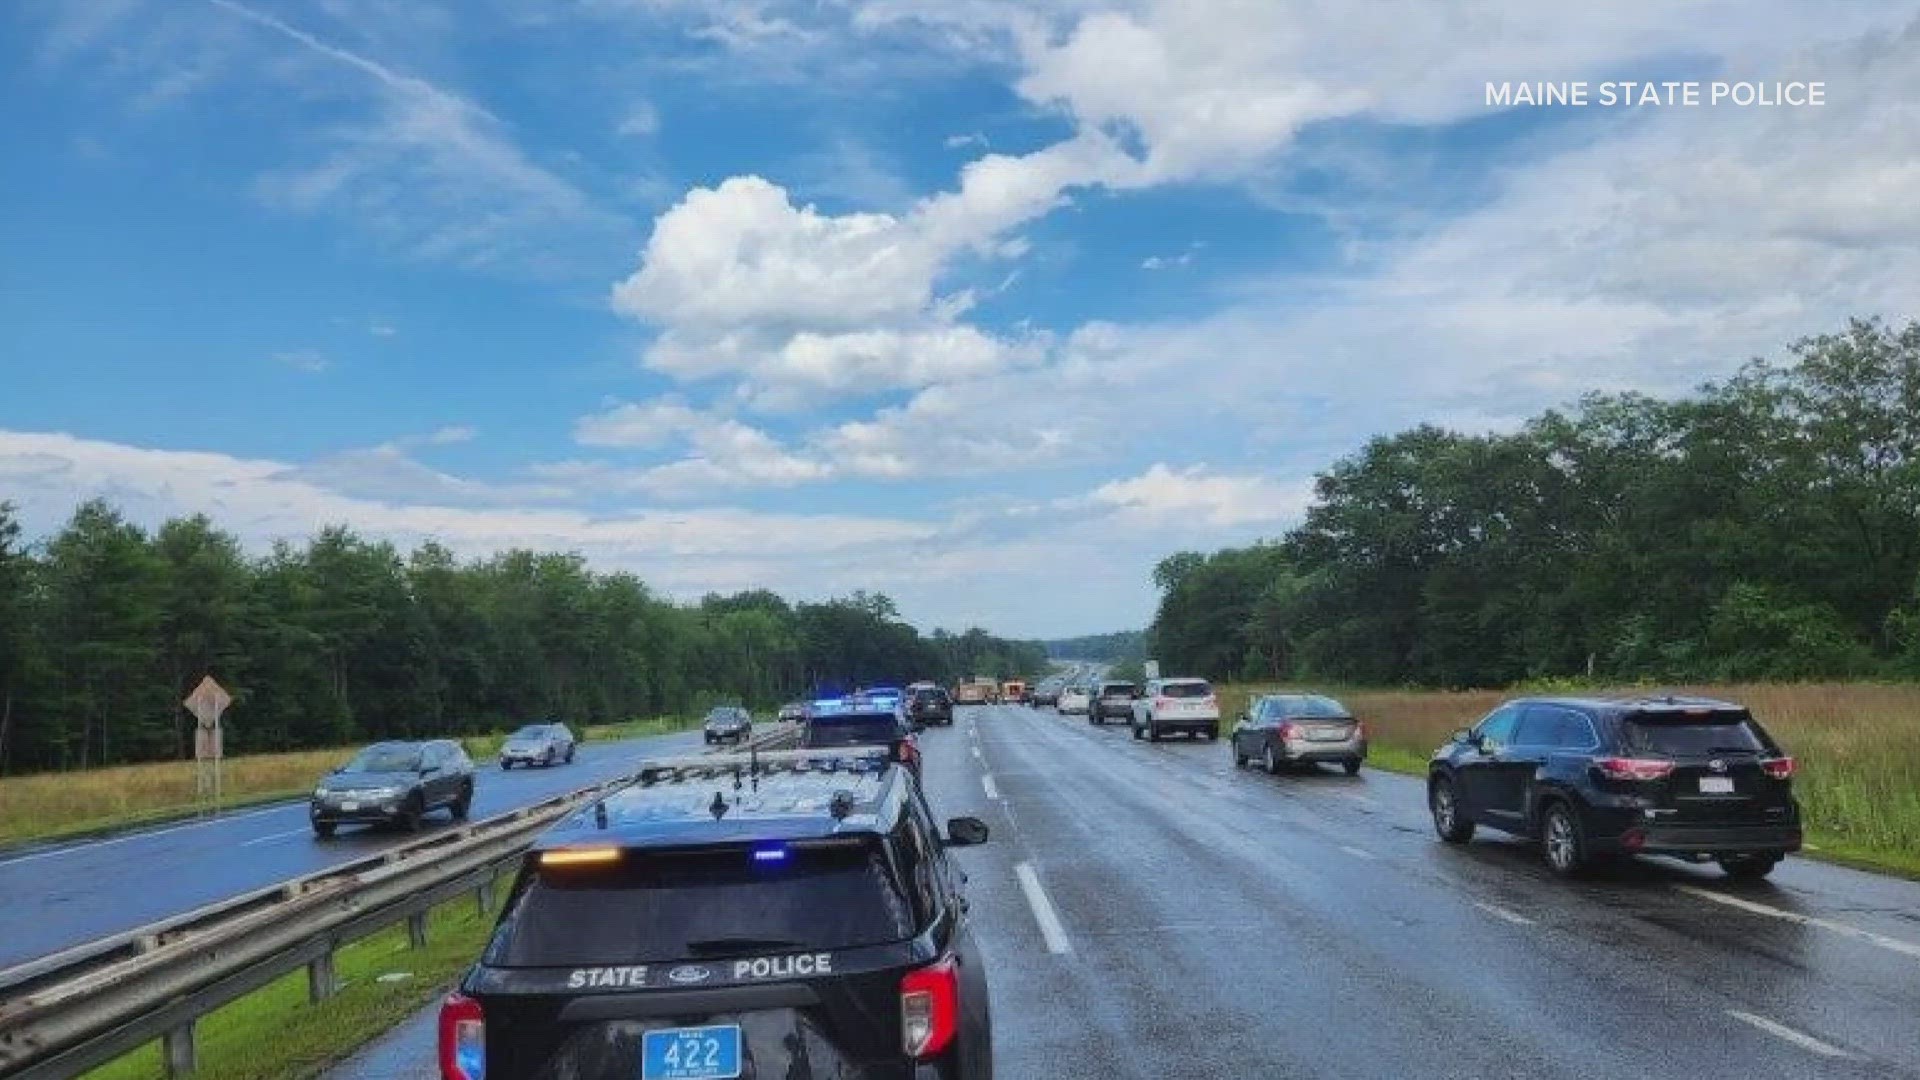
[0,729,706,970]
[332,703,1920,1078]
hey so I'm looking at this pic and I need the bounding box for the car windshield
[1159,681,1211,698]
[804,716,905,746]
[345,745,421,773]
[489,843,915,966]
[1274,696,1349,718]
[510,725,548,739]
[1622,714,1767,755]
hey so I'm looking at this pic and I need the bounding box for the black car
[1089,681,1137,725]
[908,686,954,728]
[703,706,753,744]
[802,696,922,778]
[1427,695,1801,879]
[440,747,993,1080]
[310,739,474,838]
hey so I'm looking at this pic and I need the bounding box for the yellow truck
[1001,680,1028,705]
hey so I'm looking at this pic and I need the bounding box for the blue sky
[3,1,1916,636]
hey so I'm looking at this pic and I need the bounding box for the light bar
[539,846,621,867]
[752,845,789,863]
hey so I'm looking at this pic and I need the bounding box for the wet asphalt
[0,729,708,969]
[329,703,1920,1079]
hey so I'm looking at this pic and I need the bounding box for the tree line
[1042,630,1145,664]
[1146,318,1920,688]
[0,505,1046,774]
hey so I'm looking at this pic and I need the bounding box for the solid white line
[1339,845,1375,860]
[240,828,311,847]
[1726,1010,1856,1058]
[970,746,983,761]
[1473,901,1535,926]
[1015,862,1072,954]
[1677,885,1920,961]
[981,774,1000,800]
[0,803,298,866]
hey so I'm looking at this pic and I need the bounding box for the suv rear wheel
[1430,777,1474,842]
[1541,802,1587,876]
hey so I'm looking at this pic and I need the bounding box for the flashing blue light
[752,845,788,863]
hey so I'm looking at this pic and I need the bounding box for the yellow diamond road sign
[184,676,232,730]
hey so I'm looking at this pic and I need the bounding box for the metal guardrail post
[406,911,428,950]
[162,1022,195,1077]
[306,948,337,1003]
[476,878,497,916]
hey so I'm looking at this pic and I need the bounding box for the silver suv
[499,722,577,769]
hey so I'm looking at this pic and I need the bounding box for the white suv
[1131,678,1220,741]
[1056,686,1091,715]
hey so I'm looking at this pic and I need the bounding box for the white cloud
[368,323,398,337]
[1090,464,1314,528]
[275,349,331,374]
[943,132,987,149]
[426,425,478,445]
[572,400,832,496]
[616,99,660,137]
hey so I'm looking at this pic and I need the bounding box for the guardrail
[0,725,798,1079]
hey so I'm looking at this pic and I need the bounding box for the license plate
[1309,728,1348,742]
[1698,776,1735,794]
[641,1025,742,1080]
[339,801,360,811]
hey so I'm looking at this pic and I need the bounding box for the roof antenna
[829,789,855,819]
[594,801,609,830]
[709,790,729,820]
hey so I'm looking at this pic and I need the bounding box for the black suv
[310,739,474,837]
[908,686,954,728]
[441,747,993,1080]
[1089,681,1137,725]
[802,697,923,778]
[1427,695,1801,879]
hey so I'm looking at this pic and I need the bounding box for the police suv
[439,746,994,1080]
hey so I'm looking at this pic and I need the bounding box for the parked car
[1427,695,1802,879]
[1230,693,1365,774]
[310,739,473,837]
[1131,677,1220,741]
[909,685,955,727]
[702,705,753,744]
[1057,685,1092,715]
[498,722,576,769]
[1090,680,1138,725]
[801,696,922,778]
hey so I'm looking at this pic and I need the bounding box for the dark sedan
[309,739,474,837]
[702,705,753,744]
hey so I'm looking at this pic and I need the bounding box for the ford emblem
[667,965,712,985]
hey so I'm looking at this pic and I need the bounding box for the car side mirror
[945,816,990,846]
[1450,728,1473,745]
[330,765,344,774]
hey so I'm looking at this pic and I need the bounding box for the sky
[3,1,1918,638]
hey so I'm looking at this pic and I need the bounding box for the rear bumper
[1280,738,1366,763]
[1145,716,1219,733]
[1584,810,1802,857]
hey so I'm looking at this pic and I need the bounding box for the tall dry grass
[0,749,353,846]
[1218,682,1920,874]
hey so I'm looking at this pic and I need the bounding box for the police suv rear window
[489,843,915,967]
[1622,711,1767,755]
[805,716,904,746]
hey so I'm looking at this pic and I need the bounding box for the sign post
[184,676,233,814]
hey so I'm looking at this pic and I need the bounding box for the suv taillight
[901,955,959,1058]
[1761,756,1796,780]
[1596,757,1675,782]
[897,739,920,766]
[1277,722,1298,740]
[1353,720,1367,739]
[438,993,485,1080]
[1155,697,1172,710]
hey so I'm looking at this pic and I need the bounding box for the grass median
[0,716,700,850]
[82,884,501,1080]
[1216,681,1920,880]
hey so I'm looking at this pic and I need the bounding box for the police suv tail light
[900,955,959,1059]
[1596,757,1675,782]
[1761,756,1796,780]
[438,992,485,1080]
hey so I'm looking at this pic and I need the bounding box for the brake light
[1277,722,1298,740]
[1353,720,1367,740]
[1155,697,1173,710]
[901,955,959,1058]
[438,993,485,1080]
[1596,757,1674,782]
[1761,756,1796,780]
[897,739,920,767]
